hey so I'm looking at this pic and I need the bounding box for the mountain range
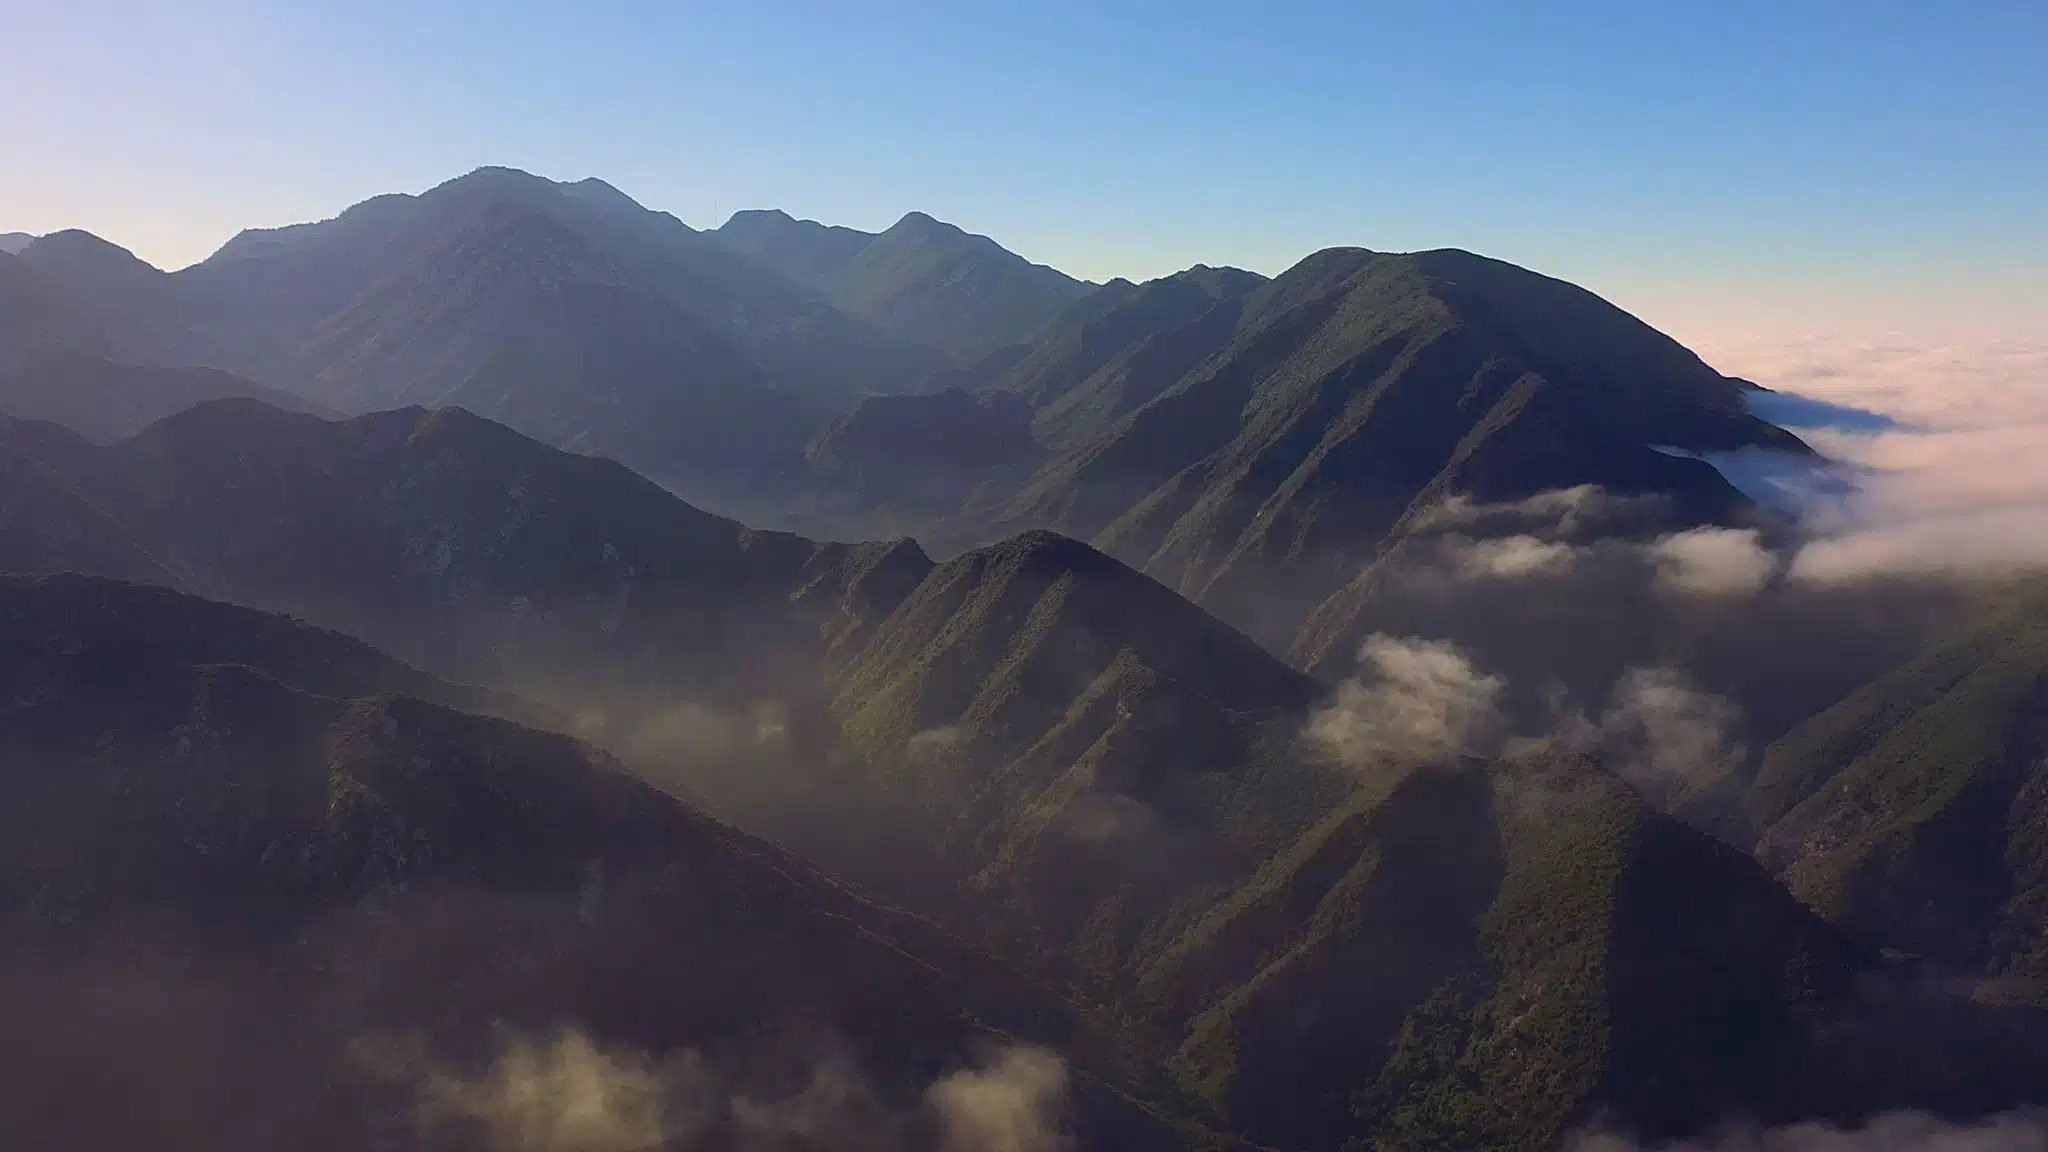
[5,168,2048,1151]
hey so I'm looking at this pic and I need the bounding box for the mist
[1569,1110,2048,1151]
[381,1026,1071,1152]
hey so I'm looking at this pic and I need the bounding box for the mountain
[780,387,1046,543]
[0,399,870,717]
[751,247,1806,655]
[715,208,1095,362]
[0,232,33,255]
[1007,247,1806,652]
[0,344,325,443]
[0,571,1204,1152]
[12,229,223,366]
[1751,584,2048,991]
[5,397,2045,1149]
[0,171,969,504]
[180,167,946,403]
[0,418,185,587]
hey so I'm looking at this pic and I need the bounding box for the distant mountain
[0,399,870,717]
[715,208,1095,362]
[181,167,946,401]
[782,387,1045,543]
[0,170,970,502]
[12,229,223,366]
[0,232,33,255]
[0,571,1201,1152]
[0,345,326,443]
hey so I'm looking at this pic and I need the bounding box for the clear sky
[2,0,2041,349]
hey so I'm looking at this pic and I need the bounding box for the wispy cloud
[1308,635,1506,765]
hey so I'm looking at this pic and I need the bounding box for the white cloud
[1458,535,1578,579]
[1650,528,1776,597]
[1308,635,1505,765]
[925,1046,1070,1152]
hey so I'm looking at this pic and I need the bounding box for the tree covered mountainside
[0,572,1210,1152]
[3,396,2044,1149]
[762,245,1806,655]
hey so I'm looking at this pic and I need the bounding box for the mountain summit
[714,206,1093,361]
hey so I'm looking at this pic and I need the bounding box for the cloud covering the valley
[1710,337,2048,582]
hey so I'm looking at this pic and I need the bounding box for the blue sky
[2,0,2041,346]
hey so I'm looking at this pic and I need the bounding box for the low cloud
[377,1029,1070,1152]
[1412,485,1671,542]
[405,1029,713,1152]
[1567,1109,2048,1151]
[1706,337,2048,582]
[1650,528,1776,597]
[925,1045,1070,1152]
[1458,535,1578,579]
[1575,667,1748,815]
[1308,635,1505,765]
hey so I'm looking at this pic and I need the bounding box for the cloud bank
[1711,337,2048,582]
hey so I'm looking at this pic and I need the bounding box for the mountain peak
[888,209,971,241]
[0,232,34,255]
[21,229,164,278]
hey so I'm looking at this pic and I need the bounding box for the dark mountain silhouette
[714,208,1094,362]
[0,572,1209,1152]
[0,232,33,255]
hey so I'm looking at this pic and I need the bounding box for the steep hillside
[986,264,1271,450]
[1144,750,1855,1151]
[753,264,1270,544]
[823,530,1323,914]
[1752,585,2048,985]
[715,208,1095,362]
[1005,248,1803,649]
[0,400,888,718]
[0,572,1201,1152]
[0,418,183,586]
[780,387,1045,543]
